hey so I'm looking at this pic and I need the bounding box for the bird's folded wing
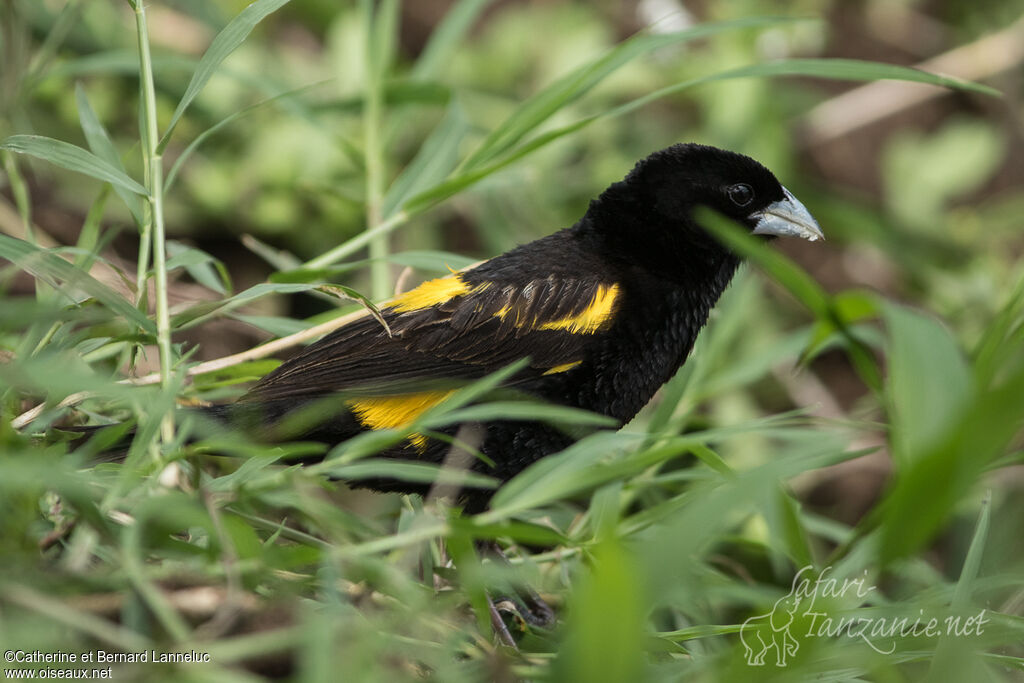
[241,273,622,402]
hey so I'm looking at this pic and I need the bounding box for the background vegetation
[1,0,1022,681]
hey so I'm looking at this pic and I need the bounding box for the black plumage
[217,143,824,510]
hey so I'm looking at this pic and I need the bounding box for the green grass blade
[405,57,998,218]
[0,234,156,335]
[427,401,616,428]
[953,491,991,610]
[169,282,321,330]
[382,103,467,218]
[165,80,330,194]
[159,0,293,151]
[0,134,149,197]
[878,364,1024,566]
[165,241,230,294]
[743,57,1001,96]
[410,0,493,81]
[884,303,971,464]
[697,209,830,316]
[74,83,143,223]
[554,538,647,683]
[458,16,795,173]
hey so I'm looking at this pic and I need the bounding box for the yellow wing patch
[388,275,619,337]
[388,275,473,313]
[538,284,620,334]
[348,391,454,451]
[543,360,583,375]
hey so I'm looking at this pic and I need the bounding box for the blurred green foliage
[1,1,1022,681]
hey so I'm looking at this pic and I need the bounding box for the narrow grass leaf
[410,0,493,81]
[928,491,995,679]
[322,460,498,488]
[317,284,390,336]
[0,234,155,334]
[884,303,971,463]
[405,57,997,218]
[382,103,467,217]
[230,314,311,337]
[0,135,149,197]
[44,49,198,80]
[166,241,230,294]
[698,209,830,316]
[388,250,477,272]
[879,364,1024,565]
[74,84,143,222]
[165,80,329,193]
[170,282,320,329]
[554,538,647,683]
[425,400,615,430]
[740,58,1001,96]
[160,0,293,150]
[241,234,303,271]
[459,17,795,172]
[972,272,1024,390]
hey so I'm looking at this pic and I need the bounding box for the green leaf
[554,537,647,683]
[762,58,1000,97]
[697,209,830,317]
[164,80,329,194]
[322,459,498,489]
[463,518,568,546]
[308,80,450,114]
[410,0,493,81]
[884,303,971,463]
[170,282,320,330]
[160,0,293,150]
[241,234,302,271]
[44,49,198,80]
[972,273,1024,391]
[388,250,477,272]
[459,17,795,173]
[0,234,155,335]
[405,56,998,217]
[165,241,230,294]
[427,400,616,429]
[74,84,143,223]
[0,135,149,197]
[486,432,642,516]
[800,290,880,364]
[879,364,1024,566]
[382,103,467,217]
[231,314,311,338]
[316,284,390,336]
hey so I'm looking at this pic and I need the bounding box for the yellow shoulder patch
[539,284,620,334]
[388,275,473,313]
[543,360,583,375]
[347,391,454,452]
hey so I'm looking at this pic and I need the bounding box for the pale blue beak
[751,188,824,242]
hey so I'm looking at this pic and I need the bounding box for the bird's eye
[727,183,754,207]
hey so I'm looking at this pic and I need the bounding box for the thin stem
[304,209,408,270]
[1,151,32,243]
[364,2,390,300]
[133,1,175,445]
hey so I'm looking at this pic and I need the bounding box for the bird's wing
[242,271,622,403]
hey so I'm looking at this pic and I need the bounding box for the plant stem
[304,209,408,270]
[364,2,390,300]
[133,0,175,444]
[1,151,32,243]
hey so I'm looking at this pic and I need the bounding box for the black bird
[221,143,823,511]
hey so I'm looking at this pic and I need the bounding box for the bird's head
[583,143,822,280]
